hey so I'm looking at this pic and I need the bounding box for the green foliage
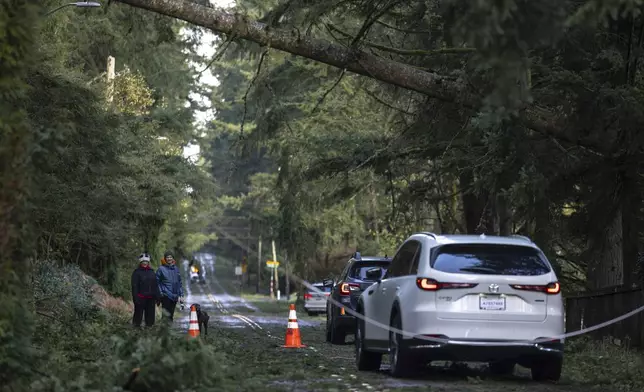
[0,0,42,388]
[113,67,156,115]
[564,336,644,390]
[25,262,242,392]
[198,0,644,293]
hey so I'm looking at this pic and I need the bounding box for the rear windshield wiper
[458,267,499,274]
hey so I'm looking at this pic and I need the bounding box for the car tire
[488,360,515,376]
[531,356,563,382]
[325,308,332,342]
[328,305,346,345]
[388,312,414,378]
[355,313,381,371]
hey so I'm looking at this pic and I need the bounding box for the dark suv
[323,252,391,344]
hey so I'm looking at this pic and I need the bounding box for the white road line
[234,314,263,330]
[232,314,257,330]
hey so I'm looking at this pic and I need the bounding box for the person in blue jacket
[156,250,184,321]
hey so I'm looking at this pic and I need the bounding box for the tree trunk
[586,207,624,290]
[621,170,641,287]
[497,193,513,236]
[459,170,495,234]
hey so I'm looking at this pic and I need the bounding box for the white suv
[355,233,564,381]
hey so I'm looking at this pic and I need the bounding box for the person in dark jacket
[131,252,160,328]
[156,250,184,322]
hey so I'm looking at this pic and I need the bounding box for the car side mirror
[322,278,334,287]
[365,267,382,282]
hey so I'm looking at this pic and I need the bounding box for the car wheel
[325,307,332,342]
[531,356,563,382]
[329,305,346,345]
[488,360,515,376]
[388,312,414,378]
[355,313,382,371]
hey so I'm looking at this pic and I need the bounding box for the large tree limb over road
[115,0,604,154]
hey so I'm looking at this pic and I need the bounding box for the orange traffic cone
[282,303,306,348]
[188,305,200,338]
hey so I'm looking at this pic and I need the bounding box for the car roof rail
[352,251,362,261]
[418,232,438,239]
[510,234,533,243]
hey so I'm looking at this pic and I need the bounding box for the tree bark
[620,170,641,287]
[586,207,624,290]
[497,193,513,236]
[114,0,604,153]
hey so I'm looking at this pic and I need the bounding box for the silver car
[355,233,564,381]
[304,282,331,316]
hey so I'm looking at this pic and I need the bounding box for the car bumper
[304,303,327,312]
[401,336,564,362]
[334,313,356,330]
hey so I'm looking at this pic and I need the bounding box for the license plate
[479,296,505,310]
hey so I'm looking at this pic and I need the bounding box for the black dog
[191,303,210,335]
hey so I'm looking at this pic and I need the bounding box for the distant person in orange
[131,252,160,328]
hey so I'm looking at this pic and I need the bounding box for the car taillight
[340,282,360,295]
[510,281,560,295]
[416,278,478,291]
[304,293,312,300]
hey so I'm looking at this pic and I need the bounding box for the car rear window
[309,286,331,293]
[431,244,551,276]
[349,262,390,281]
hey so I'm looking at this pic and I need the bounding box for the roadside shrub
[564,336,644,391]
[25,261,253,392]
[29,325,245,392]
[31,261,104,352]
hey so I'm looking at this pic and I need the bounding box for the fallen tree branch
[311,68,346,114]
[114,0,608,155]
[328,23,476,56]
[240,48,270,137]
[122,367,141,390]
[349,0,402,48]
[112,0,481,103]
[198,33,236,76]
[375,19,432,34]
[363,88,416,115]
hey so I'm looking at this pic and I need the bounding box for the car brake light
[340,282,360,295]
[510,281,560,295]
[304,293,312,300]
[416,278,478,291]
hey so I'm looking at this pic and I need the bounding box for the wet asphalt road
[176,254,322,332]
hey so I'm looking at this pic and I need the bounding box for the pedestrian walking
[131,252,160,328]
[156,250,184,321]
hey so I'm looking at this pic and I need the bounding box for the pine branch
[240,48,270,137]
[311,68,346,114]
[328,24,475,56]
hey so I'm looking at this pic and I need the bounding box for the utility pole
[271,239,277,300]
[239,247,243,296]
[106,55,115,103]
[285,250,290,301]
[246,224,251,286]
[257,235,262,294]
